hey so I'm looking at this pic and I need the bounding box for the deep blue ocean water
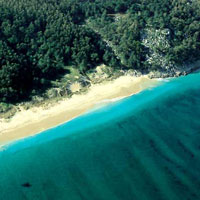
[0,73,200,200]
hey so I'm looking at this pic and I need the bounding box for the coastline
[0,75,159,145]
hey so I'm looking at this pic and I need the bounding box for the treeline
[0,0,119,102]
[128,0,200,64]
[86,0,200,69]
[0,0,200,102]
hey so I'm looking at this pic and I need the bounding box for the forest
[0,0,200,102]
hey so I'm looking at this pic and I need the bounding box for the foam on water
[0,73,200,200]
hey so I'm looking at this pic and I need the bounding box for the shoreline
[0,75,160,145]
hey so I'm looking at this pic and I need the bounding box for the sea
[0,72,200,200]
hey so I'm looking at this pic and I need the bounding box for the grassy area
[0,64,127,120]
[0,103,13,113]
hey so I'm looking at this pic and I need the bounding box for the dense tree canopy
[0,0,200,102]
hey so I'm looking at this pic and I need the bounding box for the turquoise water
[0,73,200,200]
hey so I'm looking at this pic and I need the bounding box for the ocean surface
[0,73,200,200]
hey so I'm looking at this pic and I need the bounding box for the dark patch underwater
[0,73,200,200]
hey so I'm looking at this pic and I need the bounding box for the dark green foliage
[0,0,114,102]
[128,0,200,63]
[0,0,200,102]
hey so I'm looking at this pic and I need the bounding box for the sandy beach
[0,75,159,145]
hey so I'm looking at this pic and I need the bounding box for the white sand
[0,75,159,145]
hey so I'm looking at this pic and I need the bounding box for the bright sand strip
[0,75,159,145]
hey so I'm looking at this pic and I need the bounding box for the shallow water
[0,73,200,200]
